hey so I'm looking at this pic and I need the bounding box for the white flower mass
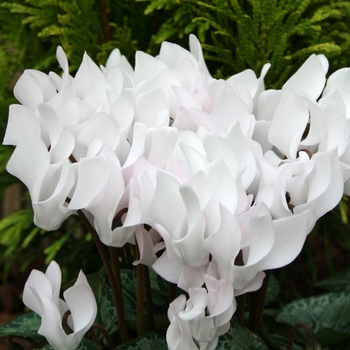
[4,35,350,349]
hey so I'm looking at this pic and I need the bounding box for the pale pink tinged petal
[256,90,282,122]
[283,54,327,100]
[204,276,234,316]
[110,225,137,247]
[227,69,258,97]
[3,105,40,146]
[71,52,105,99]
[237,85,254,113]
[134,226,158,267]
[231,264,262,294]
[135,89,169,127]
[189,34,211,76]
[206,80,235,106]
[166,315,182,350]
[260,211,309,270]
[6,133,49,194]
[145,127,180,166]
[167,299,199,350]
[156,70,183,117]
[68,156,108,209]
[153,251,183,285]
[172,107,205,132]
[179,288,207,321]
[177,58,198,88]
[224,122,256,188]
[78,112,120,151]
[193,108,225,134]
[167,314,198,350]
[150,171,185,234]
[268,89,309,160]
[37,294,69,350]
[134,51,166,85]
[180,142,209,176]
[23,270,53,316]
[123,123,146,168]
[49,131,75,164]
[204,205,241,279]
[122,179,145,228]
[195,85,213,113]
[234,270,265,295]
[56,46,69,74]
[37,103,62,147]
[172,186,207,266]
[64,281,97,333]
[203,132,238,178]
[173,86,202,110]
[184,171,212,211]
[14,71,44,110]
[178,264,208,291]
[210,90,251,134]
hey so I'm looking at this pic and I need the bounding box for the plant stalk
[77,209,129,343]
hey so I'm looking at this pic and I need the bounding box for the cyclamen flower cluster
[4,35,350,349]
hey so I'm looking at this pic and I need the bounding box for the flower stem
[143,264,155,332]
[248,271,279,350]
[236,294,246,324]
[109,246,128,340]
[287,323,321,350]
[77,209,129,343]
[135,242,146,336]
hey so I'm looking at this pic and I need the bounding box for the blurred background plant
[1,0,350,349]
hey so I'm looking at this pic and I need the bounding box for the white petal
[268,88,309,159]
[3,105,41,146]
[6,133,49,195]
[283,54,327,100]
[179,288,207,321]
[64,273,97,333]
[37,294,69,350]
[259,211,309,269]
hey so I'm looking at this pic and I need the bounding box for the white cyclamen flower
[23,261,97,350]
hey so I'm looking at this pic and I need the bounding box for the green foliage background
[1,0,350,348]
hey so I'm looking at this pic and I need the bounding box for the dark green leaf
[0,312,40,338]
[276,292,350,334]
[97,271,118,337]
[265,274,280,306]
[217,319,268,349]
[38,339,100,350]
[316,270,350,292]
[114,332,167,350]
